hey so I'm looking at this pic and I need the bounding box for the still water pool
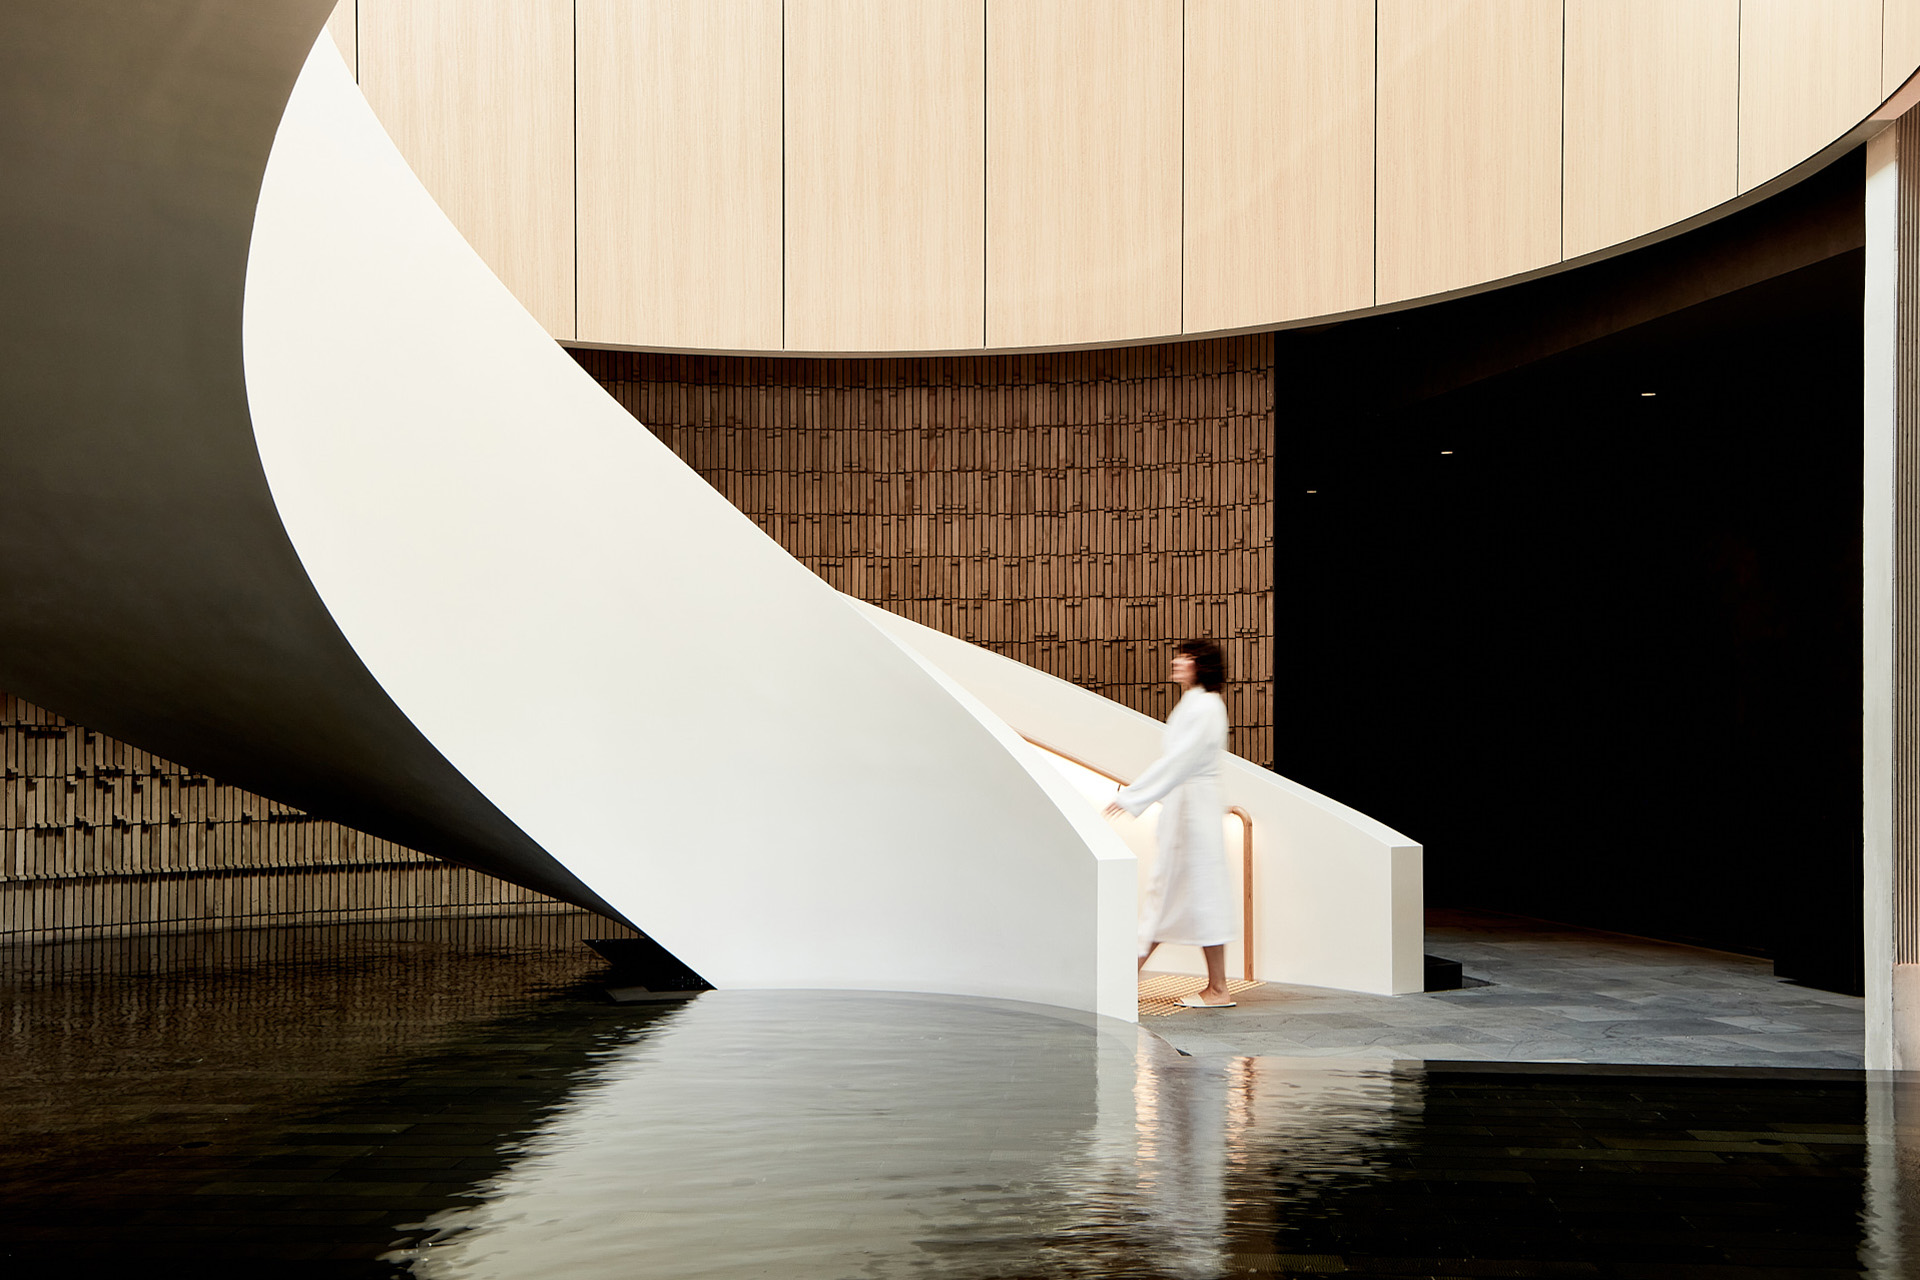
[0,917,1885,1277]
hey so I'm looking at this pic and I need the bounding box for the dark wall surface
[1278,156,1865,991]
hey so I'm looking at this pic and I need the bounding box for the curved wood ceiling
[337,0,1920,354]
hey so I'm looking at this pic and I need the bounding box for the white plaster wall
[240,37,1137,1019]
[856,600,1425,996]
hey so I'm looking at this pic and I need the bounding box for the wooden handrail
[1229,804,1254,982]
[1022,738,1255,981]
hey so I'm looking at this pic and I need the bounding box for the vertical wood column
[1899,125,1920,974]
[1867,124,1898,1070]
[1879,113,1920,1070]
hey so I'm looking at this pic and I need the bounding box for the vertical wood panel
[785,0,984,352]
[1889,0,1920,97]
[986,0,1181,348]
[1183,0,1373,333]
[1563,0,1738,260]
[1376,0,1562,306]
[339,0,1900,351]
[325,0,356,79]
[577,0,783,351]
[1738,0,1880,193]
[358,0,574,337]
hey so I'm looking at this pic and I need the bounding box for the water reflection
[0,915,635,1275]
[0,924,1880,1276]
[391,991,1407,1280]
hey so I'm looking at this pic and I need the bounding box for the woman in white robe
[1105,639,1236,1008]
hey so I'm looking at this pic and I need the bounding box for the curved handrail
[1024,736,1256,982]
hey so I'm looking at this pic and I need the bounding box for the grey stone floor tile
[1702,1031,1865,1052]
[1150,907,1864,1067]
[1532,1004,1648,1022]
[1603,1017,1782,1037]
[1258,1012,1389,1029]
[1396,1045,1511,1061]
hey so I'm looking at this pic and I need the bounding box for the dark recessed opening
[1277,153,1865,995]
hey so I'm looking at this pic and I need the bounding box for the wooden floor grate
[1137,974,1264,1017]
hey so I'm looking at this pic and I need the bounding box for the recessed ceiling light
[1305,489,1317,494]
[1440,450,1454,455]
[1641,391,1657,397]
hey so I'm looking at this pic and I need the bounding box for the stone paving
[1147,907,1866,1068]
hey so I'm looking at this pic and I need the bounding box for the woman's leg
[1137,941,1159,972]
[1199,944,1229,1002]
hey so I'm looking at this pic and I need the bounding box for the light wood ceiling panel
[986,0,1181,348]
[1739,0,1880,193]
[359,0,574,337]
[325,0,356,78]
[1885,0,1920,97]
[1184,0,1373,333]
[785,0,985,352]
[1563,0,1739,260]
[1376,0,1562,306]
[577,0,783,351]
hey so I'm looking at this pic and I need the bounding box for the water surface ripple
[0,922,1881,1277]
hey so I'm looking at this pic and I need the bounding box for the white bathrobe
[1115,687,1233,953]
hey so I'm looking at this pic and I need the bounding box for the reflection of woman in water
[1105,638,1236,1008]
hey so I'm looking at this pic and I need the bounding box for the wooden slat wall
[0,694,595,943]
[2,910,629,990]
[1895,111,1920,965]
[571,335,1277,767]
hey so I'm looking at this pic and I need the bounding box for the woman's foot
[1177,989,1236,1008]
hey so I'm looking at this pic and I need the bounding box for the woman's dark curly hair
[1176,638,1227,693]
